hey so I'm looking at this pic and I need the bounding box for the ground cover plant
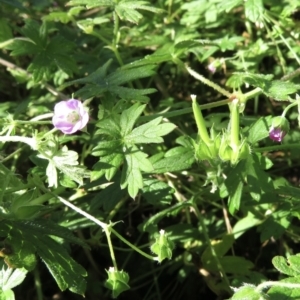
[1,0,300,299]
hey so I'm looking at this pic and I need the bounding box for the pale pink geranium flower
[52,99,89,134]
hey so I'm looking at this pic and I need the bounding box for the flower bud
[105,267,130,298]
[269,116,289,142]
[150,229,174,262]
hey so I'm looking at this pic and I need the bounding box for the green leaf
[66,0,114,9]
[151,147,195,173]
[268,276,300,299]
[202,234,235,260]
[244,0,264,23]
[90,176,127,212]
[232,285,264,300]
[120,103,146,136]
[6,20,76,82]
[258,215,289,242]
[115,1,164,23]
[0,261,27,291]
[264,81,300,101]
[272,256,300,277]
[234,73,300,100]
[67,0,163,23]
[92,152,124,181]
[33,234,87,295]
[46,161,58,188]
[0,220,88,295]
[232,213,261,239]
[225,161,245,214]
[63,63,156,102]
[0,19,12,43]
[0,289,14,300]
[42,7,84,23]
[247,116,272,144]
[43,146,90,186]
[142,178,173,206]
[5,229,37,271]
[218,0,243,13]
[126,117,176,144]
[121,146,153,198]
[141,200,192,232]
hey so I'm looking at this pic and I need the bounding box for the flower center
[67,110,80,124]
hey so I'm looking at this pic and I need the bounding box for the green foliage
[234,73,300,100]
[66,0,164,23]
[0,219,88,295]
[92,103,176,197]
[5,20,77,82]
[0,260,27,300]
[62,60,157,102]
[2,0,300,298]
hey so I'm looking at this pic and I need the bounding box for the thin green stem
[256,281,300,293]
[0,136,38,149]
[42,128,58,139]
[244,87,262,100]
[10,120,51,125]
[30,113,53,121]
[90,31,110,45]
[138,98,232,122]
[281,101,298,117]
[253,143,300,152]
[281,68,300,81]
[38,185,157,262]
[104,226,118,270]
[279,34,300,65]
[105,197,127,223]
[111,229,156,261]
[230,99,240,152]
[0,146,24,163]
[192,201,231,292]
[33,266,43,300]
[186,65,232,98]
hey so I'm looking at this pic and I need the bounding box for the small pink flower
[269,116,289,142]
[52,99,89,134]
[269,127,286,142]
[207,63,216,74]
